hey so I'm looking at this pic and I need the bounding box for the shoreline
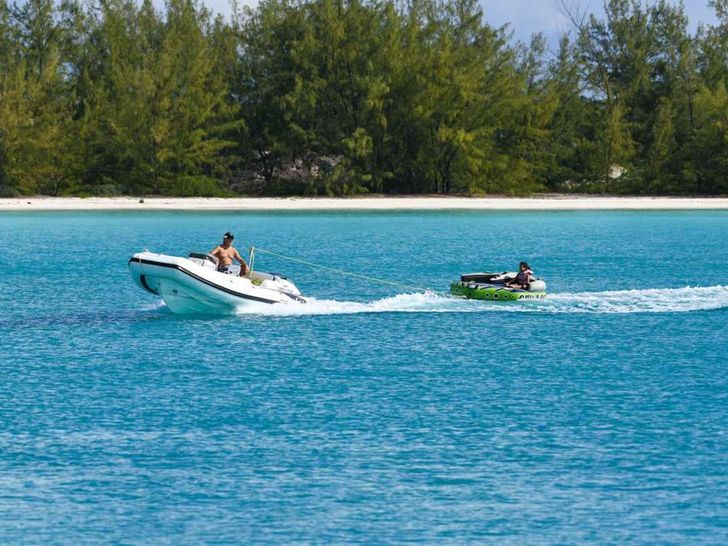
[1,195,728,211]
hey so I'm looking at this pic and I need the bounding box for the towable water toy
[450,272,547,301]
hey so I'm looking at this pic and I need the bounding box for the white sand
[1,195,727,211]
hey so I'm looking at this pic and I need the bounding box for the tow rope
[251,246,439,294]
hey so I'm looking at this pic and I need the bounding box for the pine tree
[543,35,592,190]
[646,96,676,191]
[688,82,728,194]
[0,0,72,195]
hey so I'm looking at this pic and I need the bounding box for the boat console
[188,252,219,270]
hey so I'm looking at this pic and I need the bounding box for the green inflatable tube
[450,282,546,301]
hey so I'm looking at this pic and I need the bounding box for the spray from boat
[229,285,728,316]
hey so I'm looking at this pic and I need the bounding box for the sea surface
[0,210,726,544]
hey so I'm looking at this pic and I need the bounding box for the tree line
[1,0,727,197]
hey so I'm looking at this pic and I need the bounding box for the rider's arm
[208,247,221,265]
[235,249,249,276]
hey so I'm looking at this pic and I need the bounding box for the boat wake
[233,285,728,316]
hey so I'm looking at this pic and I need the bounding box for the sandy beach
[1,195,727,211]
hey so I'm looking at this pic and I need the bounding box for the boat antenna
[248,246,256,277]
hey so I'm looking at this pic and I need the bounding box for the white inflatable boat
[129,251,305,314]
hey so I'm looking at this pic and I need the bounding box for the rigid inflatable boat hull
[129,252,304,314]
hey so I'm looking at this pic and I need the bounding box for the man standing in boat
[210,232,249,276]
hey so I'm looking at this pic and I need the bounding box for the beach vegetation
[0,0,726,196]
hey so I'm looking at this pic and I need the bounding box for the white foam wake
[233,285,728,316]
[545,285,728,313]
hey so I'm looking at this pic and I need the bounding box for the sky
[480,0,719,43]
[200,0,720,45]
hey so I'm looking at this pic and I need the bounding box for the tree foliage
[0,0,727,196]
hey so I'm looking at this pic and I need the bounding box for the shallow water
[1,211,726,544]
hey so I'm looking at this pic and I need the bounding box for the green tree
[0,0,14,195]
[645,96,677,191]
[401,0,525,194]
[152,0,238,195]
[78,0,236,195]
[686,82,728,194]
[504,33,557,193]
[233,0,310,190]
[543,35,594,190]
[698,0,728,87]
[0,0,72,195]
[283,0,393,194]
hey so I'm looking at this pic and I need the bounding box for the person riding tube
[506,261,535,289]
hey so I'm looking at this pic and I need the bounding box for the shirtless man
[210,232,249,276]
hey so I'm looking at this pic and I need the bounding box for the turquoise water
[1,210,727,544]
